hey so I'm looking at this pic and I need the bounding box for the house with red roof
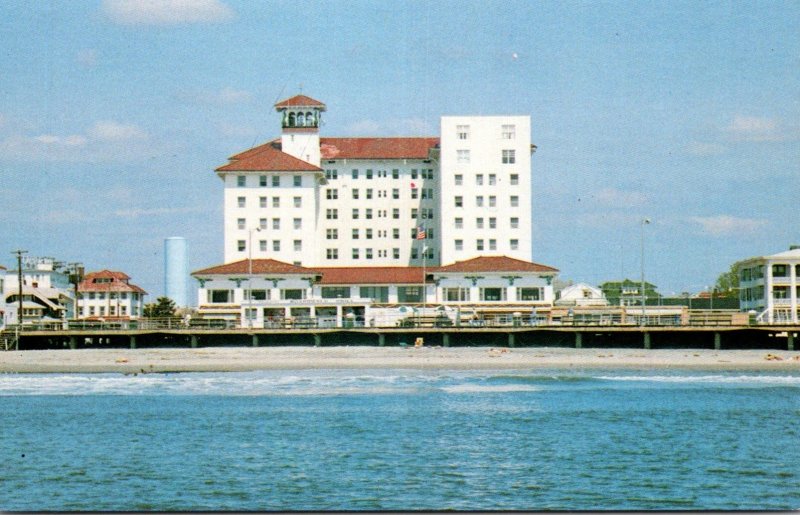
[77,270,147,320]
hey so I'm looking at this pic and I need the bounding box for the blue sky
[1,0,798,301]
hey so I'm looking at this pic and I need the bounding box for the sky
[1,0,798,302]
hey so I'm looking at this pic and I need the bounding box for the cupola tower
[274,94,326,167]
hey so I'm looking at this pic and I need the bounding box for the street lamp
[247,227,261,329]
[640,218,650,325]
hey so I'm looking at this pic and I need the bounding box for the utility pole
[640,219,650,326]
[12,250,28,349]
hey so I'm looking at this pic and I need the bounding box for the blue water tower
[164,237,187,308]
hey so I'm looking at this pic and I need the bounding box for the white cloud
[724,115,786,142]
[594,187,647,207]
[690,215,768,236]
[102,0,234,25]
[685,141,726,156]
[89,121,148,141]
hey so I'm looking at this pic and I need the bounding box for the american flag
[416,225,426,240]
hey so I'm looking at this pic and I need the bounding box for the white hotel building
[738,246,800,324]
[194,95,557,326]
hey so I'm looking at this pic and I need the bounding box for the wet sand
[1,346,800,373]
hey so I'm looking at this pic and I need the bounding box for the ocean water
[1,368,799,511]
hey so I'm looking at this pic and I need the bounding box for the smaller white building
[3,257,74,324]
[738,246,800,323]
[555,283,608,307]
[77,270,147,320]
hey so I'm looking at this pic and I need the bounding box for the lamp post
[247,227,261,329]
[12,250,27,347]
[640,218,650,325]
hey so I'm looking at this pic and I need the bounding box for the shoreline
[1,346,800,374]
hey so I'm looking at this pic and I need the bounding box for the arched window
[306,111,315,127]
[297,112,305,127]
[288,112,296,127]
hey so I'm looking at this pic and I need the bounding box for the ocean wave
[440,384,541,394]
[596,374,800,386]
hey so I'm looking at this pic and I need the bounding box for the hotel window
[293,175,302,187]
[326,249,338,260]
[392,208,400,219]
[455,217,463,229]
[293,218,302,230]
[237,175,246,187]
[510,239,519,250]
[366,169,373,179]
[281,289,307,300]
[421,208,434,220]
[393,248,400,259]
[510,195,519,207]
[411,208,418,219]
[480,287,507,301]
[237,197,246,208]
[510,173,519,185]
[366,248,373,260]
[259,175,267,187]
[455,196,463,208]
[352,209,359,219]
[366,228,373,239]
[397,286,422,303]
[411,169,418,179]
[237,240,246,252]
[326,209,338,219]
[272,240,280,252]
[209,290,232,303]
[294,196,302,208]
[411,248,418,259]
[259,196,267,208]
[349,188,359,200]
[411,188,419,199]
[392,188,400,199]
[517,287,541,301]
[244,289,268,301]
[322,287,350,299]
[326,228,338,239]
[273,196,280,208]
[352,248,360,260]
[476,174,484,186]
[457,124,470,140]
[477,239,484,251]
[457,149,470,163]
[489,239,497,250]
[272,176,280,187]
[445,287,470,302]
[489,174,496,185]
[502,124,516,139]
[773,264,788,277]
[489,195,496,207]
[489,217,497,229]
[272,218,280,230]
[427,228,435,239]
[421,188,433,200]
[393,228,400,239]
[423,169,434,179]
[366,208,373,219]
[237,218,245,230]
[366,188,373,199]
[455,239,463,251]
[454,174,463,186]
[392,169,400,179]
[476,196,484,207]
[502,149,516,164]
[352,169,359,179]
[510,217,519,229]
[88,306,95,316]
[326,189,338,200]
[476,217,484,229]
[325,169,338,180]
[350,228,358,239]
[259,240,267,252]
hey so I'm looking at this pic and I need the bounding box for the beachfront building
[2,256,75,324]
[192,256,558,328]
[76,270,147,320]
[737,246,800,323]
[214,94,535,268]
[599,279,661,307]
[555,283,608,307]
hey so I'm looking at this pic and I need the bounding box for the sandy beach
[1,346,799,373]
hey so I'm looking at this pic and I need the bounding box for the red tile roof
[78,270,147,294]
[216,144,322,172]
[315,267,425,285]
[192,259,321,276]
[434,256,559,274]
[320,137,439,160]
[274,95,326,109]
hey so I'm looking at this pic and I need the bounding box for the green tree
[714,262,741,297]
[143,297,178,318]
